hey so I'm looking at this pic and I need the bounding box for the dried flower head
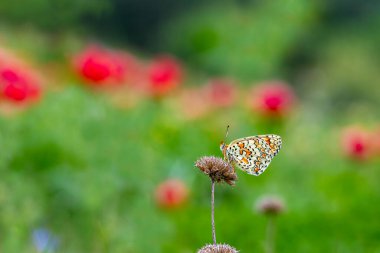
[255,196,285,216]
[195,156,237,185]
[198,244,239,253]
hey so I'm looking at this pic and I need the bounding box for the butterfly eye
[220,141,225,151]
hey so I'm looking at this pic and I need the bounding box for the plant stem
[211,179,216,245]
[265,216,275,253]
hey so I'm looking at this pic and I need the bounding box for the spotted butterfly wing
[221,134,282,176]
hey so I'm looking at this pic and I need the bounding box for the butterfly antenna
[224,125,230,143]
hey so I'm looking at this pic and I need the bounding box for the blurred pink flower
[73,45,137,86]
[179,88,211,120]
[0,48,42,104]
[155,179,189,208]
[146,55,182,96]
[341,126,372,160]
[0,66,41,103]
[204,78,236,108]
[250,81,295,117]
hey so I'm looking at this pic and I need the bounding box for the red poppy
[146,56,182,96]
[155,179,188,208]
[341,126,372,161]
[73,46,137,86]
[0,68,41,103]
[250,81,295,117]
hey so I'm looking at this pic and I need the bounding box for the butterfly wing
[256,134,282,157]
[224,135,281,176]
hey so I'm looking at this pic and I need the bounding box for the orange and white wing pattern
[256,134,282,157]
[223,134,282,176]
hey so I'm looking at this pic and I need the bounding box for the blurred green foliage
[1,86,380,252]
[159,0,318,81]
[0,0,109,30]
[300,14,380,119]
[1,89,172,252]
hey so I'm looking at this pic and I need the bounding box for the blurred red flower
[250,81,295,117]
[155,179,188,208]
[341,127,372,160]
[146,56,182,96]
[204,78,236,108]
[0,67,41,103]
[73,46,137,86]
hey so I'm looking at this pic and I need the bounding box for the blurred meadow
[0,0,380,252]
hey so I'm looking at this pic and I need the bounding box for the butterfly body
[220,135,282,176]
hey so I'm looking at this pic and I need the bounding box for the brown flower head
[255,196,285,216]
[198,244,239,253]
[195,156,237,185]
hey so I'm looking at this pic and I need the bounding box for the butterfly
[220,126,282,176]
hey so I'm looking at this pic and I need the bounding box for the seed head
[195,156,237,185]
[198,244,239,253]
[255,196,285,216]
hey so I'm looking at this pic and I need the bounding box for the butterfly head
[220,141,229,160]
[220,125,230,160]
[220,141,226,152]
[220,125,230,151]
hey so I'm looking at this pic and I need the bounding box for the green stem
[266,216,275,253]
[211,179,216,245]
